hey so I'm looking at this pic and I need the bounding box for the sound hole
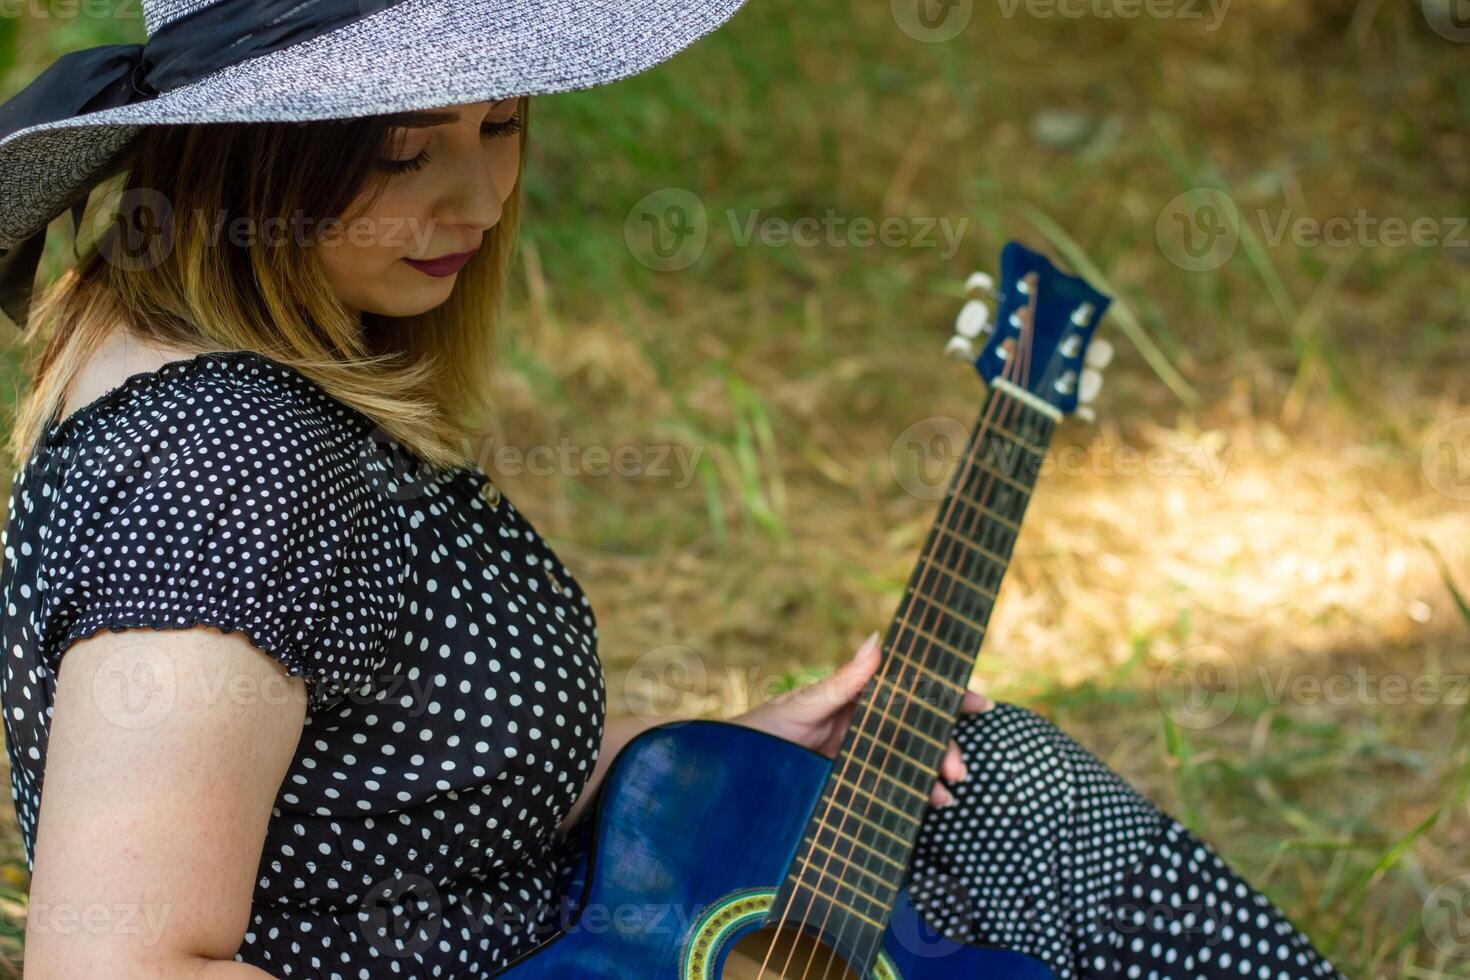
[720,925,862,979]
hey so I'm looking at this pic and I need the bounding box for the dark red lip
[403,247,478,278]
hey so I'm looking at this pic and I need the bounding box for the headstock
[946,241,1113,423]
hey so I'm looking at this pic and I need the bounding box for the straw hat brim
[0,0,747,247]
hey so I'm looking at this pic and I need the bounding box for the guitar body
[494,720,1055,979]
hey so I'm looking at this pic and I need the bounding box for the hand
[729,630,996,809]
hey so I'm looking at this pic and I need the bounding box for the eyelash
[377,112,524,175]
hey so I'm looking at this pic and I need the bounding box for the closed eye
[376,107,524,175]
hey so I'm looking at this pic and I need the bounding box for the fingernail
[861,631,880,657]
[938,786,957,808]
[957,762,970,782]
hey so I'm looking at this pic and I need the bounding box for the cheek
[315,195,417,298]
[333,182,428,265]
[491,143,522,199]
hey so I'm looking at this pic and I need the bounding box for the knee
[947,702,1076,814]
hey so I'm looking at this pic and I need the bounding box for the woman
[0,1,1346,977]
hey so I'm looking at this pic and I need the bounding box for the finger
[930,782,956,808]
[942,740,968,783]
[816,631,881,706]
[843,630,882,679]
[960,688,995,714]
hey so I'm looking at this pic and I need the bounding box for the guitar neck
[765,383,1059,972]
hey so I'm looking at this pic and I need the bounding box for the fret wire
[846,728,946,799]
[788,879,888,930]
[964,467,1038,511]
[807,819,908,872]
[988,389,1057,440]
[776,396,1061,960]
[938,504,1023,564]
[795,854,898,909]
[888,623,974,679]
[929,525,1011,587]
[838,743,935,802]
[974,422,1048,480]
[887,614,981,667]
[828,792,929,856]
[882,641,971,694]
[932,524,1010,575]
[942,522,1018,567]
[871,674,960,740]
[902,587,989,636]
[986,421,1047,458]
[904,572,998,643]
[976,440,1042,487]
[971,457,1031,494]
[950,493,1022,533]
[1019,421,1058,456]
[852,717,952,787]
[961,513,1021,558]
[833,770,929,814]
[820,796,915,849]
[918,552,998,600]
[796,833,903,890]
[850,725,943,782]
[954,472,1034,514]
[860,678,951,750]
[908,572,997,635]
[909,561,998,628]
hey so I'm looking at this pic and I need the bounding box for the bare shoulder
[57,330,211,429]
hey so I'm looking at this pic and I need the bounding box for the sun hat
[0,0,749,330]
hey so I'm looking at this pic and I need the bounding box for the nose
[440,160,506,236]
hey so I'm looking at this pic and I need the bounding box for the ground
[1,0,1467,976]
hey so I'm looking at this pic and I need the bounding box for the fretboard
[763,383,1058,973]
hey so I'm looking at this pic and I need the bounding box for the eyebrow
[384,100,519,129]
[390,109,459,128]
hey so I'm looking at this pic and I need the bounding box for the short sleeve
[33,370,406,712]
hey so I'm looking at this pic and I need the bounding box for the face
[316,98,523,318]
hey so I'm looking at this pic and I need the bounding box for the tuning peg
[944,335,976,362]
[1075,405,1097,424]
[1079,367,1104,404]
[1070,303,1094,327]
[965,272,995,296]
[955,299,991,339]
[1085,338,1114,370]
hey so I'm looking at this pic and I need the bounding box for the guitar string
[747,339,1028,978]
[752,280,1042,979]
[812,293,1040,980]
[812,285,1041,980]
[790,292,1039,980]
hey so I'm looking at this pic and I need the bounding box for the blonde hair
[4,100,530,472]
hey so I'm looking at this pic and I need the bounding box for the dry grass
[2,0,1468,976]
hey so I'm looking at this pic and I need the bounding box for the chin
[360,282,456,318]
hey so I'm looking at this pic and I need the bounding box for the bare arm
[22,626,308,979]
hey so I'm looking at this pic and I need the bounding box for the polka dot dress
[0,350,606,977]
[0,349,1344,979]
[904,705,1347,980]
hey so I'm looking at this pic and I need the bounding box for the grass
[3,0,1469,976]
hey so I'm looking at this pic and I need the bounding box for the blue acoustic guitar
[494,242,1114,979]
